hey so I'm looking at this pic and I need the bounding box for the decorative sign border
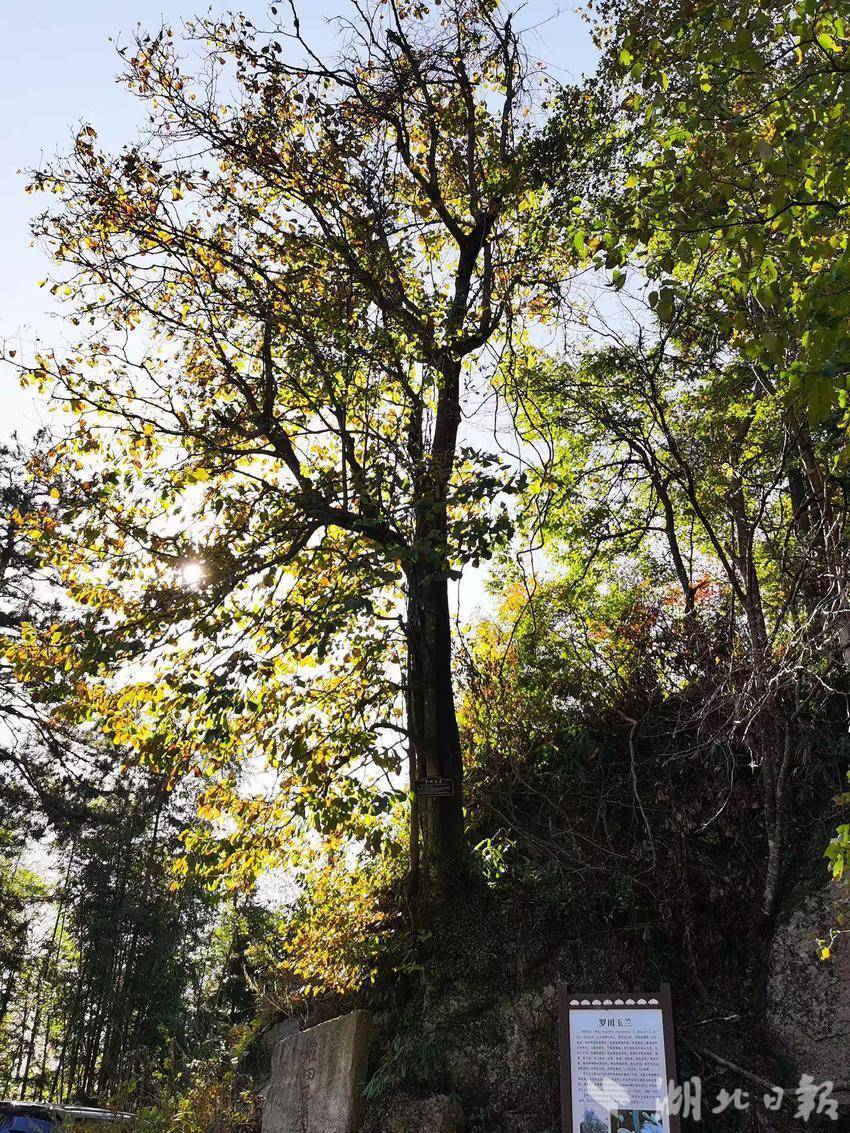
[558,984,680,1133]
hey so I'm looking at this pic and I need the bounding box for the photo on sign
[610,1111,663,1133]
[579,1111,608,1133]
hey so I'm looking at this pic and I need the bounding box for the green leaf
[817,31,841,53]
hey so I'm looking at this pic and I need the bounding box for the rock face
[438,984,560,1132]
[363,984,560,1133]
[767,883,850,1109]
[382,1094,465,1133]
[262,1010,372,1133]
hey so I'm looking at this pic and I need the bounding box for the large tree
[21,1,553,901]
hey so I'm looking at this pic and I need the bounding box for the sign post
[558,986,680,1133]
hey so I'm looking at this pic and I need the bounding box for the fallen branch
[681,1037,786,1092]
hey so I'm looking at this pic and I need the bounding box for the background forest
[1,0,849,1130]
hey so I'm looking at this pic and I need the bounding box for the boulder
[382,1094,465,1133]
[766,883,850,1109]
[438,984,560,1132]
[262,1009,372,1133]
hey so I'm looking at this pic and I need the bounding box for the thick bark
[406,566,467,900]
[761,723,793,922]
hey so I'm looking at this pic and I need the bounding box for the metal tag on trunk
[414,776,455,797]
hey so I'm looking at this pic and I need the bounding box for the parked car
[0,1103,133,1133]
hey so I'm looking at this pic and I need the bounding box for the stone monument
[262,1010,373,1133]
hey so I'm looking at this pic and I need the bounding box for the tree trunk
[406,565,467,902]
[761,723,792,922]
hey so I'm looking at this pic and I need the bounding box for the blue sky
[0,1,597,436]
